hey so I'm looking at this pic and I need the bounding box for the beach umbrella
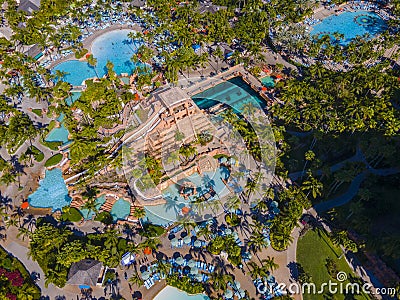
[183,236,192,244]
[175,257,184,265]
[194,273,203,281]
[237,288,245,298]
[194,240,202,248]
[225,228,232,235]
[190,267,199,275]
[143,247,152,255]
[257,283,267,294]
[232,232,239,239]
[233,280,241,289]
[224,289,233,299]
[194,225,201,233]
[141,271,150,280]
[271,201,278,208]
[171,238,178,246]
[187,260,196,268]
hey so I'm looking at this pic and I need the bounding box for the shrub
[60,207,82,222]
[27,146,44,162]
[44,154,63,167]
[94,211,113,225]
[74,48,88,59]
[102,269,116,286]
[225,214,240,227]
[325,257,338,279]
[139,224,166,238]
[166,274,204,294]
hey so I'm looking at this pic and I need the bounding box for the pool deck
[48,23,143,70]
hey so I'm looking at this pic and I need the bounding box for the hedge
[44,153,63,167]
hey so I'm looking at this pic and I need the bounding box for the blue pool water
[192,77,266,112]
[261,76,275,87]
[45,113,70,144]
[80,195,106,220]
[110,198,131,221]
[154,286,209,300]
[145,166,230,226]
[28,168,71,211]
[310,11,387,45]
[45,123,69,144]
[53,29,144,86]
[66,92,81,106]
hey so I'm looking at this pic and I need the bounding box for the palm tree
[210,272,232,292]
[261,256,279,273]
[17,226,31,241]
[129,271,144,288]
[156,260,172,278]
[132,207,146,228]
[87,54,98,78]
[301,174,323,199]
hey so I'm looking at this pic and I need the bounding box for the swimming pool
[192,77,266,112]
[110,198,131,221]
[52,29,144,86]
[310,11,387,45]
[261,76,275,88]
[66,92,81,106]
[45,113,70,144]
[154,286,209,300]
[144,166,230,226]
[45,123,69,144]
[28,168,71,212]
[80,195,106,220]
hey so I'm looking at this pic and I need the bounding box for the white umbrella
[237,288,245,298]
[141,271,150,280]
[171,238,178,246]
[183,236,192,244]
[175,257,184,265]
[194,273,203,281]
[190,267,199,275]
[232,232,239,239]
[188,260,196,268]
[224,289,233,298]
[233,280,241,289]
[225,228,232,235]
[194,240,202,248]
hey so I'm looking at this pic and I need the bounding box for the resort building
[17,0,41,15]
[67,259,104,287]
[145,87,214,159]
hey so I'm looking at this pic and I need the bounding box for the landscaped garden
[297,228,371,300]
[0,246,41,299]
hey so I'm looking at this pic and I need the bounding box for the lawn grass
[27,146,44,162]
[297,228,371,300]
[41,140,62,151]
[44,153,63,167]
[60,207,82,222]
[32,109,42,117]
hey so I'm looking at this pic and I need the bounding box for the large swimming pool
[310,11,387,45]
[52,29,144,86]
[154,286,209,300]
[192,77,266,112]
[28,168,71,212]
[144,166,230,226]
